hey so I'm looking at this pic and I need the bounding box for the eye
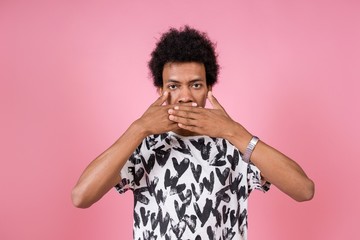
[192,83,202,89]
[167,84,177,90]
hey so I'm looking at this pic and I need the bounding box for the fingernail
[192,102,197,107]
[174,106,179,110]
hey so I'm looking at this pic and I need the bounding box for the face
[160,62,210,107]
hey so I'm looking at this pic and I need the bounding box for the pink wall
[1,0,359,239]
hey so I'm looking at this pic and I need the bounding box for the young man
[72,26,314,240]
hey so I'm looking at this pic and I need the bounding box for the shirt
[116,132,270,240]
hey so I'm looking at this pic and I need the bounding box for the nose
[178,87,194,104]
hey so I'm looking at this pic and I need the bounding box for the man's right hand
[72,92,174,208]
[135,91,178,136]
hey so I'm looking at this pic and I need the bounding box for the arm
[167,91,315,202]
[225,123,315,202]
[71,92,177,208]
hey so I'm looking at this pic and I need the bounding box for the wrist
[225,122,252,152]
[131,119,150,138]
[243,136,260,163]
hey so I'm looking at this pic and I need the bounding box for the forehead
[162,62,206,82]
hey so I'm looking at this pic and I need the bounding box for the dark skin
[163,62,314,201]
[72,62,314,208]
[71,91,196,208]
[168,92,233,138]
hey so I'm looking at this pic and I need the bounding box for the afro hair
[148,26,219,87]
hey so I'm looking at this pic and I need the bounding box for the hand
[136,92,179,135]
[167,91,237,138]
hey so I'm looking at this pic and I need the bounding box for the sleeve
[115,167,134,194]
[247,162,271,193]
[114,145,142,194]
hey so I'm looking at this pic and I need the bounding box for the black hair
[148,26,219,87]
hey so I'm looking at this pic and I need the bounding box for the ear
[208,85,212,92]
[157,88,163,96]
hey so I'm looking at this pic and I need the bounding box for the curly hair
[148,26,219,87]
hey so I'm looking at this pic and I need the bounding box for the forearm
[251,141,314,201]
[226,122,315,202]
[71,120,147,208]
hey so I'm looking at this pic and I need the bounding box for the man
[72,26,314,240]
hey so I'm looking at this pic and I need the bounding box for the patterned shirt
[116,132,270,240]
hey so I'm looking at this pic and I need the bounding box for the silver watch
[243,136,259,163]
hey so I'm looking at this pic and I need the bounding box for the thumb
[152,91,169,106]
[207,91,223,109]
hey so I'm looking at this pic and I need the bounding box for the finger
[172,102,198,108]
[172,105,204,113]
[152,91,169,106]
[207,91,223,110]
[177,123,201,134]
[169,114,198,126]
[168,108,199,120]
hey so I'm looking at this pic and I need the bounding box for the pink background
[1,0,359,239]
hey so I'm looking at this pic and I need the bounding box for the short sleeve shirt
[116,132,270,240]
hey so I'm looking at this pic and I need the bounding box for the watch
[243,136,259,163]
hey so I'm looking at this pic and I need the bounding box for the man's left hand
[167,91,236,138]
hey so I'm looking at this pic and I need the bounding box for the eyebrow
[166,79,203,84]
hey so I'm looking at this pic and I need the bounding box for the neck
[172,129,199,137]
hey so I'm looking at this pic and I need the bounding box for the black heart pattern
[118,133,266,239]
